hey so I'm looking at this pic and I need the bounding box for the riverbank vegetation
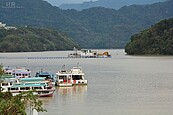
[0,64,46,114]
[125,17,173,55]
[0,27,79,52]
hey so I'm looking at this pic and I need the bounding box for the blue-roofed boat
[0,77,55,97]
[35,70,56,86]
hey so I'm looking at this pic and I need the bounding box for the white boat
[56,69,73,87]
[80,49,97,58]
[70,66,87,85]
[0,77,55,97]
[56,65,87,87]
[4,67,31,78]
[68,47,81,58]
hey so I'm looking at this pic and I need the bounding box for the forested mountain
[125,18,173,55]
[0,0,173,49]
[59,0,166,10]
[0,27,78,52]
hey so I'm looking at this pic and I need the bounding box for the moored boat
[70,66,87,85]
[4,67,31,78]
[56,69,73,87]
[0,77,55,97]
[56,65,87,87]
[35,70,56,86]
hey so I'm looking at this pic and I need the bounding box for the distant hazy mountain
[59,0,167,10]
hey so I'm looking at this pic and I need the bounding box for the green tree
[0,64,46,114]
[125,18,173,55]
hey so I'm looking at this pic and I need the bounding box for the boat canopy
[11,83,46,88]
[19,77,45,82]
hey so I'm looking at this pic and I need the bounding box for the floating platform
[0,56,111,60]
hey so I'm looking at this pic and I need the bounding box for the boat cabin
[1,77,55,97]
[70,67,87,85]
[4,67,31,78]
[56,70,73,87]
[56,66,87,86]
[80,49,97,58]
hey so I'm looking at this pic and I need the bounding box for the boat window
[7,72,11,75]
[59,76,67,80]
[26,87,30,90]
[33,87,42,90]
[33,87,38,90]
[11,87,19,90]
[2,83,9,86]
[20,87,26,90]
[72,75,83,80]
[19,74,21,76]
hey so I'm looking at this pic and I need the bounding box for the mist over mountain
[59,0,167,10]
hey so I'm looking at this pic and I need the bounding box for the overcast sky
[44,0,97,6]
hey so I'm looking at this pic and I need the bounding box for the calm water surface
[1,49,173,115]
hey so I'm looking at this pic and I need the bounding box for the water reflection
[38,85,87,107]
[57,85,87,96]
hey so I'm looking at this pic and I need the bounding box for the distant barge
[68,48,111,58]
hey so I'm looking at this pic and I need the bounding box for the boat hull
[38,91,54,97]
[72,80,87,85]
[8,89,55,97]
[57,83,73,87]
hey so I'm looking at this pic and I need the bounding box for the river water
[1,49,173,115]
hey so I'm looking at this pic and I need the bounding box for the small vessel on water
[0,77,55,97]
[56,69,73,87]
[70,66,87,85]
[4,67,31,78]
[35,70,56,86]
[68,47,81,58]
[80,49,97,58]
[68,47,111,58]
[56,65,87,87]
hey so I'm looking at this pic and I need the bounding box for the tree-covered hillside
[0,0,173,49]
[125,18,173,55]
[0,27,79,52]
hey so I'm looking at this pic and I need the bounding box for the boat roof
[4,67,31,72]
[35,71,55,78]
[36,71,52,75]
[0,75,15,79]
[0,76,16,83]
[81,49,97,53]
[56,72,71,76]
[11,83,45,88]
[19,77,45,82]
